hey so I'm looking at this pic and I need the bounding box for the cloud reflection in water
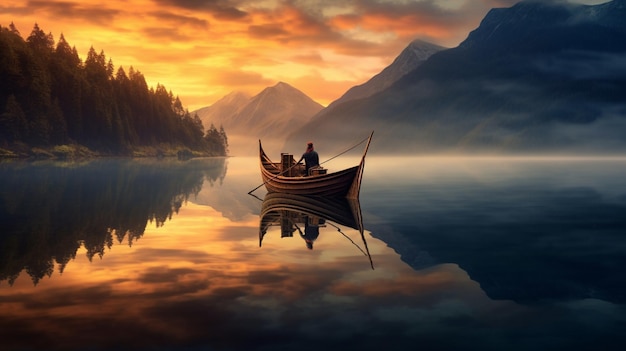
[1,156,626,350]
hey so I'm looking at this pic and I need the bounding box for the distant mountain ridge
[285,0,626,155]
[193,82,323,155]
[229,82,322,136]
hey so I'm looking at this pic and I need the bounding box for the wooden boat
[258,131,373,198]
[258,192,373,268]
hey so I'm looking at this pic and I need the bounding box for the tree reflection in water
[0,158,227,285]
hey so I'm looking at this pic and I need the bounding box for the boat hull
[258,132,373,198]
[261,163,360,197]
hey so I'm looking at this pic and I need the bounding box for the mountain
[285,0,626,155]
[193,91,251,130]
[229,82,323,137]
[287,39,445,153]
[193,82,323,155]
[324,39,446,111]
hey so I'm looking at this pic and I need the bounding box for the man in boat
[296,142,319,176]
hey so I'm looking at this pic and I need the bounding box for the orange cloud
[1,0,599,112]
[205,69,274,87]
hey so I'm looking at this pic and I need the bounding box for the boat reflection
[258,193,374,268]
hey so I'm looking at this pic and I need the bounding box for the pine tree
[8,22,20,36]
[0,95,28,142]
[219,125,228,154]
[51,33,83,141]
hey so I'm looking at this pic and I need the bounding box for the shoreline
[0,143,227,160]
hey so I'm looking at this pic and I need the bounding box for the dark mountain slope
[285,0,626,155]
[325,39,446,111]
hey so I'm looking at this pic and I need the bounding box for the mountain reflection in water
[361,157,626,305]
[0,156,625,351]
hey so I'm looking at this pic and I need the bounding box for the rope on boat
[319,134,370,166]
[247,133,371,195]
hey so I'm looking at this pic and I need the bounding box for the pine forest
[0,23,228,158]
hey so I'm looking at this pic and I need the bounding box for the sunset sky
[0,0,609,111]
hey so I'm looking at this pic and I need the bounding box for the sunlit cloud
[205,69,274,87]
[153,0,249,20]
[0,0,608,110]
[24,1,121,25]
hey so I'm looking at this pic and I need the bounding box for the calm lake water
[1,156,625,351]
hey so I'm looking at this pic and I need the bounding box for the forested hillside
[0,23,228,158]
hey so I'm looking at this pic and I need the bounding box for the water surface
[1,156,625,351]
